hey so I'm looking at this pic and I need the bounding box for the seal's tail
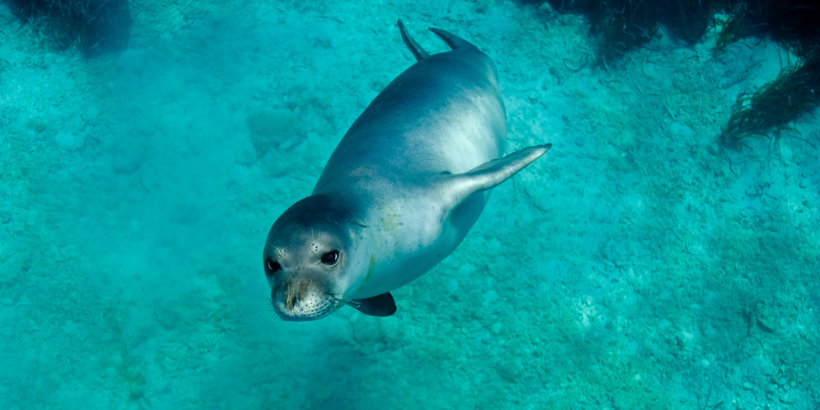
[397,20,477,62]
[397,19,429,62]
[429,27,476,51]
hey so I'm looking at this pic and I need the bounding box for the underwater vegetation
[529,0,718,65]
[661,0,717,45]
[530,0,820,62]
[587,0,660,66]
[719,51,820,150]
[713,1,820,150]
[712,5,757,56]
[713,0,820,57]
[526,0,820,154]
[532,0,660,66]
[5,0,131,56]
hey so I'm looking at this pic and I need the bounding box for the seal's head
[263,194,366,321]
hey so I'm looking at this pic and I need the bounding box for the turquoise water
[1,1,819,409]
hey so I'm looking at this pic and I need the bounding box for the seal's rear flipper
[352,292,397,317]
[444,144,552,209]
[429,27,476,51]
[397,19,429,62]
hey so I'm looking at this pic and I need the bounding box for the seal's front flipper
[445,144,552,208]
[351,292,397,317]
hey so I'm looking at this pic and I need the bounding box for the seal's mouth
[270,291,342,322]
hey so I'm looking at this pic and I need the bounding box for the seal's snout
[284,279,309,310]
[271,278,336,321]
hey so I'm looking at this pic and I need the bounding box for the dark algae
[5,0,131,56]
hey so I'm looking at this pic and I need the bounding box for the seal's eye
[321,250,340,265]
[264,259,281,275]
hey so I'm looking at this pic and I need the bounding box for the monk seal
[263,20,551,321]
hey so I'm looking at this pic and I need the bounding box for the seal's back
[315,21,506,193]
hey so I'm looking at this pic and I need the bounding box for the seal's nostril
[287,293,299,310]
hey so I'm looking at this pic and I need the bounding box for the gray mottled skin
[263,22,550,321]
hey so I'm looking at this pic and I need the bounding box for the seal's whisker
[267,296,283,318]
[266,240,282,255]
